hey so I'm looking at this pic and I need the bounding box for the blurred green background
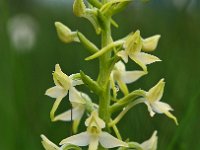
[1,0,200,149]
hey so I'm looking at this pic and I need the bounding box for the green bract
[41,0,178,150]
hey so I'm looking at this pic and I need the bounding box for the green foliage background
[1,0,200,149]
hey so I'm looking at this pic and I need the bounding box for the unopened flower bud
[73,0,86,17]
[55,22,79,43]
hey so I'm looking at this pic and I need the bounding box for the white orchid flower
[143,79,178,125]
[140,131,158,150]
[117,30,161,71]
[111,61,147,95]
[54,87,94,133]
[41,134,60,150]
[60,111,128,150]
[45,64,83,121]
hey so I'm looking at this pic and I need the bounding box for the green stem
[98,17,112,129]
[109,98,145,127]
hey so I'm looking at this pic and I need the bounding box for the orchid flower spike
[111,61,147,95]
[144,79,178,125]
[45,64,83,121]
[117,30,161,71]
[60,111,128,150]
[41,134,60,150]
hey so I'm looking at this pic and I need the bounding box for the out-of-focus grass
[0,0,200,149]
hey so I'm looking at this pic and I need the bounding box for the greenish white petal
[53,106,85,122]
[142,35,161,52]
[50,97,64,121]
[117,51,128,63]
[140,131,158,150]
[85,111,105,129]
[60,132,90,146]
[146,79,165,103]
[45,86,67,98]
[133,52,161,65]
[41,134,59,150]
[88,135,99,150]
[53,64,72,90]
[121,71,147,84]
[99,132,128,148]
[69,87,86,104]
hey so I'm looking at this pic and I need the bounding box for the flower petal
[151,101,173,114]
[53,106,85,122]
[134,52,161,65]
[164,110,178,125]
[88,135,99,150]
[50,97,64,121]
[99,132,128,148]
[141,131,158,150]
[146,79,165,103]
[85,111,105,129]
[60,132,90,146]
[114,61,126,72]
[69,87,86,104]
[45,86,67,98]
[142,35,161,52]
[144,101,156,117]
[121,70,147,84]
[117,50,128,63]
[53,64,72,90]
[41,134,59,150]
[151,101,178,125]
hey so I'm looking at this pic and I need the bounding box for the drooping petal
[117,50,128,63]
[50,96,64,121]
[60,132,90,146]
[99,132,128,148]
[69,87,86,104]
[45,86,67,98]
[73,118,81,133]
[140,131,158,150]
[151,101,178,124]
[116,79,129,95]
[144,101,156,117]
[121,70,147,84]
[41,134,59,150]
[164,110,178,125]
[53,106,85,122]
[147,79,165,103]
[88,135,99,150]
